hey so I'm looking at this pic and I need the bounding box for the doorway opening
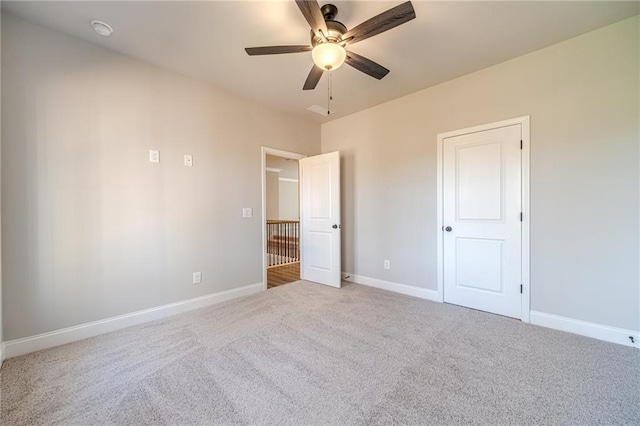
[261,147,342,290]
[266,154,300,288]
[262,148,306,290]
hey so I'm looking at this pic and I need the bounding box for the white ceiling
[3,1,639,122]
[266,154,299,179]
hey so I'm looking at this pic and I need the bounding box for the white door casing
[300,151,341,288]
[442,123,524,319]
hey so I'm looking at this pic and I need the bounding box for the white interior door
[443,124,522,318]
[300,151,341,288]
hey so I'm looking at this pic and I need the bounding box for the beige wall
[265,176,299,221]
[322,17,639,331]
[1,14,320,340]
[278,180,299,221]
[265,155,299,221]
[266,171,280,220]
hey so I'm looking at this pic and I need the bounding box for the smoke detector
[91,20,113,37]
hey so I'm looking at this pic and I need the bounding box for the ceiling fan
[245,0,416,90]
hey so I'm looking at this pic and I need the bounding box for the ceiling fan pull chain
[330,73,333,102]
[327,73,333,115]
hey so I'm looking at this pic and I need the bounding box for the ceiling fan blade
[303,65,324,90]
[345,51,390,80]
[245,45,312,55]
[342,1,416,46]
[295,0,328,37]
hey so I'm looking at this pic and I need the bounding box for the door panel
[309,162,332,218]
[308,232,332,270]
[443,125,521,318]
[456,238,504,293]
[456,142,503,221]
[300,151,341,288]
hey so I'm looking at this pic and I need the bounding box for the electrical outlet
[193,272,202,284]
[242,208,253,218]
[149,150,160,163]
[384,260,390,270]
[184,155,193,167]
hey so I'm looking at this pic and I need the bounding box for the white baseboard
[342,272,638,349]
[530,311,639,348]
[343,272,439,302]
[3,282,264,359]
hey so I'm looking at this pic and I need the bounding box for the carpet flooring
[1,281,639,425]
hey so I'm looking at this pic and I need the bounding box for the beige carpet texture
[1,281,639,425]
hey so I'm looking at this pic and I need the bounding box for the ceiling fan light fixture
[312,42,346,71]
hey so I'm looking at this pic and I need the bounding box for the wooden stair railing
[266,220,300,267]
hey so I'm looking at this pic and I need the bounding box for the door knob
[332,224,340,229]
[445,226,453,232]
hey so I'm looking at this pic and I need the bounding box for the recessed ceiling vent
[307,105,333,116]
[91,20,113,37]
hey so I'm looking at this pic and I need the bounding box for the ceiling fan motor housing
[321,4,338,20]
[311,20,347,46]
[311,4,347,46]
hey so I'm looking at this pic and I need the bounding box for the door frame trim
[436,116,531,322]
[261,147,306,291]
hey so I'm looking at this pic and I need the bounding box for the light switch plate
[242,208,253,218]
[184,155,193,167]
[149,150,160,163]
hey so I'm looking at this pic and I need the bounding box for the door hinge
[520,140,523,149]
[520,284,523,294]
[520,212,523,222]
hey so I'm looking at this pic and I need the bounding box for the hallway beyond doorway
[267,262,300,289]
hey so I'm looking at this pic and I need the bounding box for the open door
[300,151,341,288]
